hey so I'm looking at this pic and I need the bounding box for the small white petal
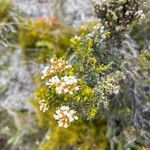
[69,117,74,122]
[58,122,63,127]
[64,123,68,128]
[75,86,79,91]
[41,76,45,79]
[56,110,61,114]
[69,91,73,94]
[64,88,69,93]
[69,110,76,115]
[53,114,59,120]
[74,116,78,120]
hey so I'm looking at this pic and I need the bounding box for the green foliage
[139,49,150,73]
[39,119,108,150]
[70,23,123,88]
[18,18,73,62]
[130,12,150,47]
[0,0,12,22]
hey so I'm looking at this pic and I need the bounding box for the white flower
[41,58,72,80]
[93,24,100,30]
[55,86,63,94]
[58,122,64,127]
[55,76,79,95]
[60,106,70,111]
[69,91,73,94]
[39,99,49,112]
[74,86,79,91]
[63,76,77,84]
[64,123,68,128]
[64,88,69,93]
[46,76,60,86]
[100,26,105,33]
[101,34,106,40]
[74,35,81,41]
[53,106,78,128]
[74,116,78,120]
[41,66,50,79]
[42,66,49,74]
[113,86,120,94]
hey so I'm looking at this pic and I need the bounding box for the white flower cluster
[41,58,71,79]
[39,99,49,112]
[99,25,107,40]
[41,58,79,94]
[53,106,78,128]
[56,76,79,94]
[41,66,51,79]
[103,72,122,96]
[46,75,79,94]
[95,71,124,108]
[46,75,60,86]
[40,58,79,126]
[93,0,145,34]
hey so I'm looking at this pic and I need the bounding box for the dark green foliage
[0,0,12,22]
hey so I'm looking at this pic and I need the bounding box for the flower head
[39,99,49,112]
[53,106,78,128]
[41,66,51,79]
[46,75,60,86]
[41,58,71,79]
[50,58,71,72]
[55,76,79,95]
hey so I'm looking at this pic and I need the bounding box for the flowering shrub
[36,22,125,128]
[31,0,149,149]
[0,0,148,149]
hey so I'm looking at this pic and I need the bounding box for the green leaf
[36,41,54,49]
